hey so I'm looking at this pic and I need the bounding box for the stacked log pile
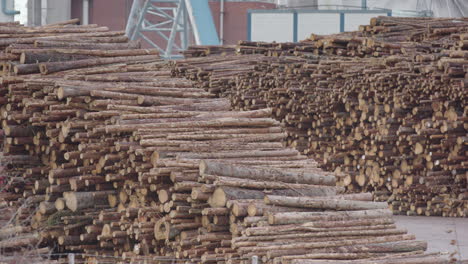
[173,16,467,217]
[190,161,448,264]
[181,45,237,57]
[0,20,446,263]
[0,20,163,262]
[2,68,437,262]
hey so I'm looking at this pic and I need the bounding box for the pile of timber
[234,17,468,57]
[360,16,468,42]
[173,16,468,217]
[0,21,447,263]
[181,45,237,58]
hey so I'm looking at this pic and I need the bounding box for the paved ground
[394,215,468,261]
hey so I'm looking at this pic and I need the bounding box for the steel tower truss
[126,0,220,59]
[126,0,190,58]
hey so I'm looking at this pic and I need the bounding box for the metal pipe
[220,0,224,44]
[2,0,20,15]
[82,0,89,25]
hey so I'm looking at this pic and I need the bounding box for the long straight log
[200,160,336,186]
[269,209,393,225]
[214,176,337,194]
[264,195,389,210]
[65,191,113,212]
[34,40,141,49]
[39,55,160,74]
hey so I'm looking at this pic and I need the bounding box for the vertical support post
[340,13,345,32]
[130,0,150,40]
[82,0,89,25]
[185,0,220,45]
[29,0,42,26]
[252,255,258,264]
[293,11,298,42]
[219,0,224,44]
[247,11,251,41]
[41,0,47,25]
[181,0,189,50]
[125,0,139,36]
[166,0,184,57]
[361,0,367,9]
[68,253,75,264]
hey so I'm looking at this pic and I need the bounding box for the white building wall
[45,0,71,24]
[319,0,467,17]
[15,0,27,24]
[250,10,388,42]
[344,13,376,32]
[251,13,294,42]
[24,0,71,26]
[298,13,340,39]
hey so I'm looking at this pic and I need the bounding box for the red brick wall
[71,0,82,24]
[90,0,133,31]
[71,0,133,30]
[71,0,276,45]
[209,1,276,44]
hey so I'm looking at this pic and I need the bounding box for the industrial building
[4,0,468,57]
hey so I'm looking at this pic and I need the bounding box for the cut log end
[19,52,26,64]
[55,198,65,211]
[150,151,159,167]
[57,87,65,100]
[210,188,228,208]
[66,194,79,212]
[247,203,258,217]
[199,160,207,175]
[108,194,118,208]
[39,63,48,74]
[137,95,145,105]
[158,190,170,203]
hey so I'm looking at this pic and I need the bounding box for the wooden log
[0,233,40,249]
[213,176,338,196]
[65,191,113,212]
[264,195,389,210]
[200,160,336,186]
[269,209,393,225]
[39,55,160,74]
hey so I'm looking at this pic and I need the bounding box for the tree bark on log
[264,195,389,210]
[268,209,393,225]
[200,160,336,186]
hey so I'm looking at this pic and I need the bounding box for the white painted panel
[251,13,294,42]
[297,13,340,40]
[46,0,72,24]
[344,13,382,32]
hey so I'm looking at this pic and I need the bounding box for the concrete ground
[394,215,468,261]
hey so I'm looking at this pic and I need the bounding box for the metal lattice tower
[126,0,220,59]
